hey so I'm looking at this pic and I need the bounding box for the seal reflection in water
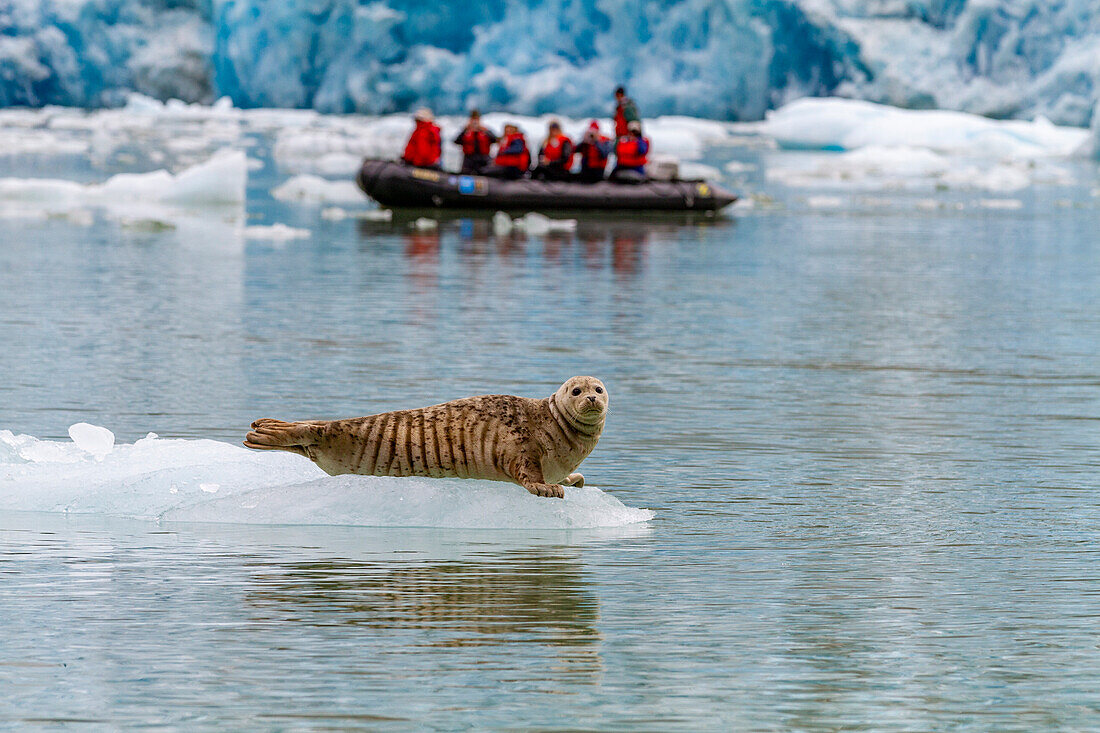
[244,377,608,498]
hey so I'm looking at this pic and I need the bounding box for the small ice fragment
[492,210,513,235]
[200,483,220,493]
[412,217,438,230]
[978,198,1024,210]
[730,197,755,213]
[169,485,179,494]
[243,224,311,240]
[271,174,362,204]
[513,212,576,235]
[68,423,115,458]
[356,209,392,221]
[807,195,843,208]
[321,206,348,221]
[724,160,758,174]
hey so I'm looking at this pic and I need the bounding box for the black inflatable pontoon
[356,159,737,211]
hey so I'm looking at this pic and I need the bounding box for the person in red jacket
[401,108,442,169]
[482,124,531,180]
[453,109,498,174]
[533,121,574,181]
[613,86,640,138]
[574,120,612,183]
[611,120,650,183]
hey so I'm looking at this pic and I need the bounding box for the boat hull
[356,159,737,211]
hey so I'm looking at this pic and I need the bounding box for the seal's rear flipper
[244,419,322,457]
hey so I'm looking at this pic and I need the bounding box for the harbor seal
[243,376,608,498]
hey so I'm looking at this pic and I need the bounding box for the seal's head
[553,376,609,430]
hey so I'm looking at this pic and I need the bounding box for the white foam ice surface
[0,427,653,530]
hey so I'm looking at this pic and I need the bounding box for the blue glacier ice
[1,0,1100,125]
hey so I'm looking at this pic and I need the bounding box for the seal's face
[554,376,608,428]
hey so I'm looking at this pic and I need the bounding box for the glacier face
[1,0,1099,124]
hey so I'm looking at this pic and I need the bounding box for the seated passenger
[481,124,531,180]
[401,108,442,169]
[454,109,498,174]
[533,121,574,181]
[610,120,649,184]
[574,120,612,183]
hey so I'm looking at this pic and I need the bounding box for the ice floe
[270,174,364,204]
[0,149,247,222]
[757,99,1087,192]
[0,426,653,529]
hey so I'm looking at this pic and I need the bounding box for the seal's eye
[595,387,603,394]
[571,387,582,396]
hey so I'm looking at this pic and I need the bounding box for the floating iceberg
[759,98,1085,192]
[759,98,1087,157]
[0,427,653,529]
[0,149,247,221]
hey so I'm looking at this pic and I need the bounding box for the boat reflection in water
[359,210,734,281]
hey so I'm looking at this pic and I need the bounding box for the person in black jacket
[453,109,498,174]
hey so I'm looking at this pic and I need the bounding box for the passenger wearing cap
[401,108,442,170]
[533,121,574,181]
[611,120,650,183]
[574,120,612,183]
[454,109,497,174]
[481,124,531,180]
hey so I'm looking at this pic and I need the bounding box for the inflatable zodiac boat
[356,159,737,211]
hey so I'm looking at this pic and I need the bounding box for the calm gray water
[1,135,1099,730]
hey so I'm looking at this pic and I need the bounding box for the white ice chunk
[492,210,513,235]
[0,149,246,214]
[977,198,1024,210]
[807,195,844,209]
[723,160,758,174]
[320,206,348,220]
[271,174,363,204]
[411,217,438,230]
[512,212,577,235]
[759,98,1088,157]
[0,431,653,529]
[243,224,311,240]
[68,423,115,459]
[355,209,393,221]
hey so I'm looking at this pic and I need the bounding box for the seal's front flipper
[523,482,565,499]
[244,419,322,458]
[562,473,584,488]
